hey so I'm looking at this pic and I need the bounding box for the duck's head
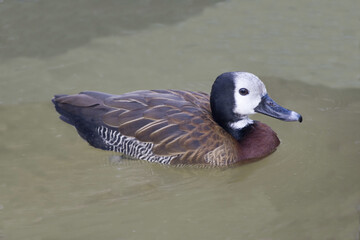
[210,72,302,140]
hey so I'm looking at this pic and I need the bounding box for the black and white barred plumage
[96,126,177,164]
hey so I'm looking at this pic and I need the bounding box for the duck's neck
[229,116,254,130]
[225,116,254,141]
[212,113,254,141]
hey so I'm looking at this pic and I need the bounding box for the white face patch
[232,72,267,116]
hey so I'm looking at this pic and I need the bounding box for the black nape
[226,122,254,141]
[210,72,254,141]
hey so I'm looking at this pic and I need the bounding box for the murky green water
[1,0,359,239]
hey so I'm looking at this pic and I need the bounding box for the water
[1,0,359,239]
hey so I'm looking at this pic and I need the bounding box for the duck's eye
[239,88,249,96]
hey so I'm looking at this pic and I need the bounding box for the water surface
[0,0,359,239]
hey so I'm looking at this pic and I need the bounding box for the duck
[52,72,302,166]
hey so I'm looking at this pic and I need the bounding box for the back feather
[53,90,240,165]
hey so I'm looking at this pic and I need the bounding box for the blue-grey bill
[254,94,302,122]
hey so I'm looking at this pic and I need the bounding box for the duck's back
[53,90,246,166]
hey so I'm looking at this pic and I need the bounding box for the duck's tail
[52,91,115,150]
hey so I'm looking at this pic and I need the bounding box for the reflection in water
[0,0,223,59]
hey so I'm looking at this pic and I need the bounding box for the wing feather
[100,90,238,165]
[134,119,168,141]
[118,118,153,136]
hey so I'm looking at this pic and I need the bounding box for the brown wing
[100,90,239,165]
